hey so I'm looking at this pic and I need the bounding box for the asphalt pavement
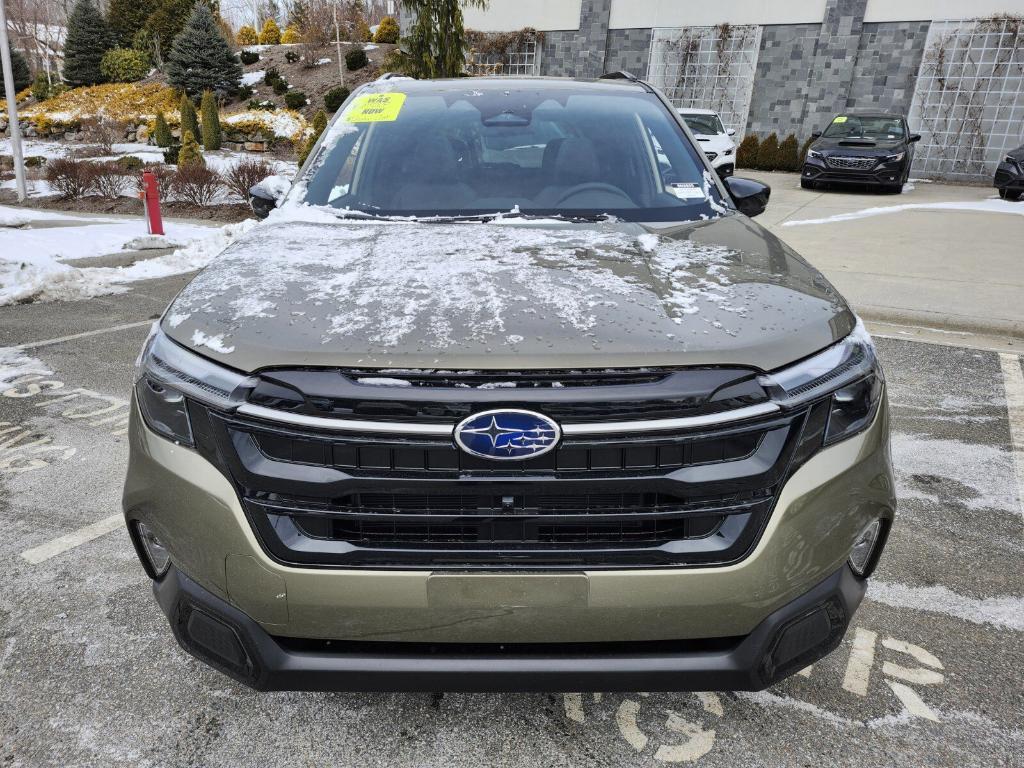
[0,270,1022,767]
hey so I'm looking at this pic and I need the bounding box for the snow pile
[240,70,266,86]
[0,216,257,306]
[0,347,51,385]
[783,198,1024,227]
[222,110,308,140]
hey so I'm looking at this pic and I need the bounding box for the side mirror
[909,134,921,143]
[724,176,771,218]
[811,131,821,139]
[727,128,736,136]
[248,184,279,220]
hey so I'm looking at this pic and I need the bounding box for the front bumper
[994,162,1023,191]
[154,560,866,692]
[802,157,905,186]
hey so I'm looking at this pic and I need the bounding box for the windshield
[299,85,728,222]
[680,113,725,136]
[822,115,904,140]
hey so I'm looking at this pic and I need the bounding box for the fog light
[136,521,171,577]
[849,520,882,576]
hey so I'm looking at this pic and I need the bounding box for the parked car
[124,75,893,693]
[677,108,736,176]
[994,145,1024,200]
[801,111,919,193]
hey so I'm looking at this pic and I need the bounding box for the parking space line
[19,514,123,565]
[998,352,1024,521]
[16,320,154,351]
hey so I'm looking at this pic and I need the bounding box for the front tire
[998,188,1021,201]
[800,178,817,190]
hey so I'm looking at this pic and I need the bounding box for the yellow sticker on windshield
[344,93,406,122]
[833,116,848,123]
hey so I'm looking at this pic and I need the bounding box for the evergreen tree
[166,3,242,97]
[0,50,32,97]
[237,25,258,45]
[63,0,116,86]
[146,0,213,64]
[200,90,222,149]
[392,1,483,77]
[297,108,327,166]
[178,93,200,143]
[153,111,173,147]
[178,129,204,166]
[107,0,157,47]
[258,18,281,44]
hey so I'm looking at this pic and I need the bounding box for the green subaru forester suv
[123,74,894,692]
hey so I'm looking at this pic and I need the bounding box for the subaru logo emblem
[454,409,561,461]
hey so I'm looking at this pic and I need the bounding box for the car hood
[163,211,854,373]
[812,136,905,155]
[692,133,735,154]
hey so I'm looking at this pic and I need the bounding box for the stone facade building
[402,0,1024,181]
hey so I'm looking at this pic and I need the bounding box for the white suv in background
[677,108,737,177]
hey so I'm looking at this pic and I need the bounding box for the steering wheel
[553,182,634,207]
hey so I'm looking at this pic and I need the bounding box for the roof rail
[376,72,415,81]
[599,71,639,82]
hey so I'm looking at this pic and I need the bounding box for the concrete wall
[539,0,612,79]
[462,0,583,32]
[609,0,828,28]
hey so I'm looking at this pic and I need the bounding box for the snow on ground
[363,44,378,50]
[314,57,331,65]
[0,346,51,385]
[0,208,256,306]
[0,178,55,197]
[0,137,71,161]
[782,198,1024,227]
[0,206,117,227]
[240,70,266,86]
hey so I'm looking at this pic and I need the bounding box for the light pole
[0,0,27,201]
[332,0,344,86]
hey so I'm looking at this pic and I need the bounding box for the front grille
[826,156,878,170]
[187,369,829,570]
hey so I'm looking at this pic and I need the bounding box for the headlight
[135,325,252,446]
[886,151,905,162]
[723,148,733,156]
[760,321,883,445]
[807,149,822,159]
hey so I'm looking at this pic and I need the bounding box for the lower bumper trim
[154,563,866,692]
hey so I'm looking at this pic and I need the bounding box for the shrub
[90,161,131,197]
[799,135,816,165]
[163,144,181,164]
[44,158,94,198]
[178,129,204,167]
[237,85,254,102]
[736,134,759,169]
[323,85,349,112]
[355,18,372,43]
[178,93,200,145]
[153,111,173,147]
[281,25,301,44]
[31,72,53,102]
[258,18,281,45]
[63,0,115,87]
[374,16,399,44]
[0,49,32,97]
[24,156,46,168]
[131,163,171,199]
[100,47,149,82]
[285,50,300,63]
[237,25,258,45]
[272,78,289,95]
[118,155,144,172]
[80,115,128,153]
[778,134,800,172]
[264,66,282,85]
[167,3,242,97]
[248,98,277,110]
[298,108,327,165]
[200,90,222,150]
[223,156,275,201]
[240,49,260,65]
[170,162,224,205]
[284,90,307,109]
[345,48,368,71]
[755,133,780,171]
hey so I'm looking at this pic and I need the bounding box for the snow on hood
[163,208,852,372]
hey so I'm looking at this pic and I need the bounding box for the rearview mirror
[727,128,736,136]
[249,184,279,220]
[724,176,771,218]
[811,131,821,139]
[909,134,921,143]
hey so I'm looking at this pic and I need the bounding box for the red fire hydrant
[140,170,164,236]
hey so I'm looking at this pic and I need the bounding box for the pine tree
[166,3,242,97]
[237,25,258,45]
[107,0,157,47]
[63,0,116,86]
[146,0,213,65]
[200,90,222,150]
[178,129,204,167]
[153,111,173,147]
[0,50,32,97]
[258,18,281,44]
[281,25,300,44]
[178,93,200,144]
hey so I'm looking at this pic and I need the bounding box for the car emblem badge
[454,409,561,461]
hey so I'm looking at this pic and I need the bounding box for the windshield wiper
[421,211,611,224]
